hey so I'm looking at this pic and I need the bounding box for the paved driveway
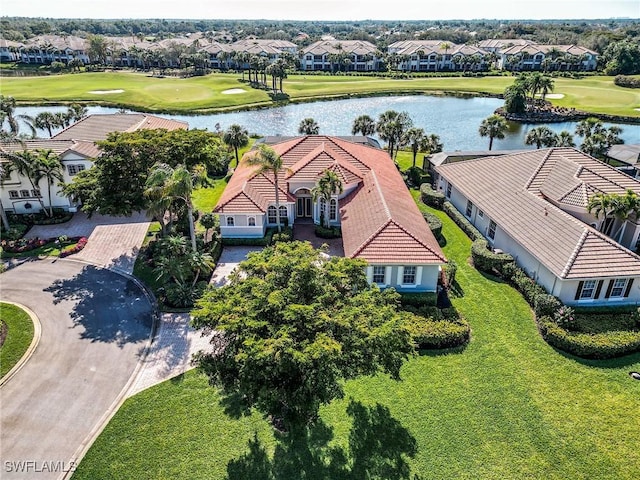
[0,259,154,480]
[25,212,150,274]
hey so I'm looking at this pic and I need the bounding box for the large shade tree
[192,241,414,427]
[63,129,229,216]
[222,124,249,167]
[478,114,508,150]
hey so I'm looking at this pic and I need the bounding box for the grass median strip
[0,302,35,379]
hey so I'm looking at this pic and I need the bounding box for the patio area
[292,224,344,257]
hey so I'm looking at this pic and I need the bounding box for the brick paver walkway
[293,224,345,256]
[209,246,263,286]
[127,313,212,397]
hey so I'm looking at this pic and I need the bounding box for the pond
[14,95,640,152]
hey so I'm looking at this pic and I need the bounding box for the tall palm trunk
[0,201,9,231]
[274,176,282,233]
[187,203,197,252]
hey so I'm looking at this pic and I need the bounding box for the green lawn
[1,71,638,117]
[0,238,80,259]
[72,198,640,480]
[0,302,35,379]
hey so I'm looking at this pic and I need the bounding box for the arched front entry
[295,188,313,219]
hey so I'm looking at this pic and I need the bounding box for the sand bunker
[542,93,565,99]
[222,88,247,95]
[88,89,125,94]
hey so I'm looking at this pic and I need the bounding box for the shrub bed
[271,227,293,244]
[614,75,640,88]
[420,183,445,209]
[443,201,481,240]
[222,229,275,246]
[537,315,640,359]
[402,311,470,349]
[314,225,341,239]
[422,211,442,238]
[471,239,514,273]
[32,213,73,225]
[399,291,437,309]
[404,167,430,188]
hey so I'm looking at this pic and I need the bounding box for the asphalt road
[0,258,153,480]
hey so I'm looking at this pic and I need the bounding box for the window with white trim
[445,183,452,198]
[610,279,628,298]
[465,200,473,217]
[403,266,417,284]
[329,199,337,221]
[372,266,386,284]
[20,190,30,198]
[579,280,597,299]
[67,164,85,176]
[226,216,234,226]
[248,217,256,226]
[8,190,19,199]
[478,210,484,218]
[267,205,277,224]
[279,205,287,223]
[31,189,41,197]
[488,220,497,240]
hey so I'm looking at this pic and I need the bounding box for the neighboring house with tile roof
[435,148,640,306]
[388,40,490,72]
[216,135,446,292]
[497,44,598,71]
[300,40,380,72]
[0,114,187,214]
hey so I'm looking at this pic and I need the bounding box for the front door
[296,197,312,218]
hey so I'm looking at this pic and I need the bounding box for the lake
[14,95,640,151]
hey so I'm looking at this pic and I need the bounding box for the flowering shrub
[59,237,88,258]
[1,237,48,253]
[553,306,575,328]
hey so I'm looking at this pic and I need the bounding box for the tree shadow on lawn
[43,263,153,347]
[226,399,418,480]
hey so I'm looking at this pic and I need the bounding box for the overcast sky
[1,0,638,21]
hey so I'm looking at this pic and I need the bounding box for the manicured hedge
[471,239,514,273]
[222,229,275,246]
[422,211,442,239]
[271,227,293,244]
[402,311,470,349]
[614,75,640,88]
[420,183,445,209]
[537,315,640,359]
[399,292,437,308]
[443,201,482,240]
[314,225,341,239]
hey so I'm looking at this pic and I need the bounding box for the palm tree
[423,133,443,156]
[376,110,413,160]
[538,76,555,101]
[0,95,35,137]
[609,190,640,242]
[34,112,60,137]
[34,149,64,217]
[298,118,319,135]
[145,163,207,252]
[587,192,614,233]
[66,103,88,124]
[575,117,605,140]
[223,124,249,167]
[351,115,376,136]
[9,150,48,213]
[525,126,556,149]
[185,250,216,287]
[478,114,508,151]
[404,127,426,168]
[554,131,576,147]
[0,162,11,230]
[245,145,285,233]
[311,170,343,228]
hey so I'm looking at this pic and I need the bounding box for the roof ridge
[369,169,391,219]
[525,148,554,191]
[561,229,588,278]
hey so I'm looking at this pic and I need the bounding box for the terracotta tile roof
[302,40,377,56]
[436,148,640,279]
[217,136,445,265]
[66,140,101,158]
[52,114,187,142]
[0,139,75,156]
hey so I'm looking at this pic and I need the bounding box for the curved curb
[53,257,160,480]
[0,302,42,388]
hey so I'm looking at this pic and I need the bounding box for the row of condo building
[0,36,598,72]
